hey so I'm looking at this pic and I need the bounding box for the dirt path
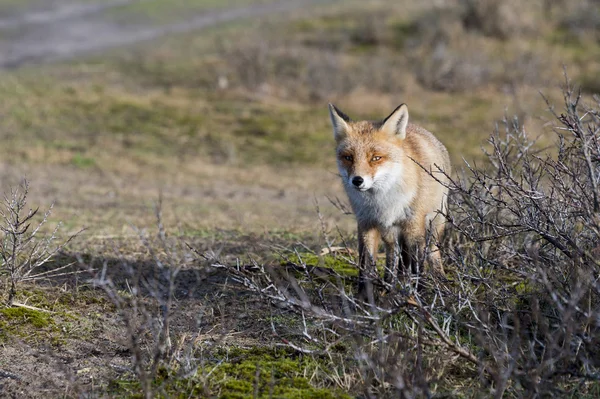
[0,0,330,69]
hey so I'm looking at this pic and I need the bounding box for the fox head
[328,103,409,192]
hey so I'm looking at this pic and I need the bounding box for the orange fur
[329,103,451,299]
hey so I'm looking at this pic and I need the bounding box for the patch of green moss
[55,289,110,307]
[287,252,358,278]
[0,307,53,328]
[513,280,534,296]
[0,305,74,344]
[71,153,96,168]
[546,26,595,51]
[0,286,110,345]
[12,286,109,312]
[109,347,351,398]
[67,95,207,157]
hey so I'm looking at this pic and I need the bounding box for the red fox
[328,103,450,298]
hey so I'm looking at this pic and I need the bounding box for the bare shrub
[437,79,600,395]
[303,51,352,100]
[0,180,79,305]
[209,80,600,396]
[405,5,495,92]
[407,2,550,92]
[298,9,394,51]
[460,0,541,39]
[219,35,406,100]
[559,0,600,42]
[80,200,213,399]
[223,40,271,91]
[415,38,492,92]
[346,11,390,48]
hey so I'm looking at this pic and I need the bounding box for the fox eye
[343,155,353,161]
[371,156,382,162]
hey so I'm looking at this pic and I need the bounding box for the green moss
[71,153,96,168]
[287,252,358,278]
[206,347,351,398]
[292,13,349,33]
[513,280,534,296]
[0,286,110,345]
[109,347,351,398]
[0,307,53,328]
[11,286,109,311]
[264,230,311,243]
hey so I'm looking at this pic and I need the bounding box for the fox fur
[328,103,451,298]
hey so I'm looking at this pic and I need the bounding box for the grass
[0,70,334,168]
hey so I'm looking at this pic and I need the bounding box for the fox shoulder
[405,123,451,172]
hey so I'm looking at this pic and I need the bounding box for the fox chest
[346,187,415,228]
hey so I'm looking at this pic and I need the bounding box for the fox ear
[328,103,351,141]
[381,104,409,139]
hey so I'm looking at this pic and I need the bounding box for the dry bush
[559,0,600,42]
[219,35,407,101]
[121,2,559,98]
[211,80,600,397]
[414,38,543,92]
[414,36,492,92]
[79,200,215,399]
[347,12,389,48]
[459,0,542,39]
[404,7,482,92]
[0,180,79,305]
[406,1,548,92]
[435,79,600,395]
[297,9,395,51]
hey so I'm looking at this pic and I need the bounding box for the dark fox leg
[382,230,401,289]
[357,225,380,302]
[426,212,446,275]
[396,236,414,276]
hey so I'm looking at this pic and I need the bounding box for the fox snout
[348,174,373,191]
[351,176,363,187]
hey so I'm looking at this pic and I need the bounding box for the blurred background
[0,0,598,237]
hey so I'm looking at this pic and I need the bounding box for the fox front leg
[357,226,380,302]
[382,230,401,289]
[426,211,446,276]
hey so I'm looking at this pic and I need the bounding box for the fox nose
[352,176,364,187]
